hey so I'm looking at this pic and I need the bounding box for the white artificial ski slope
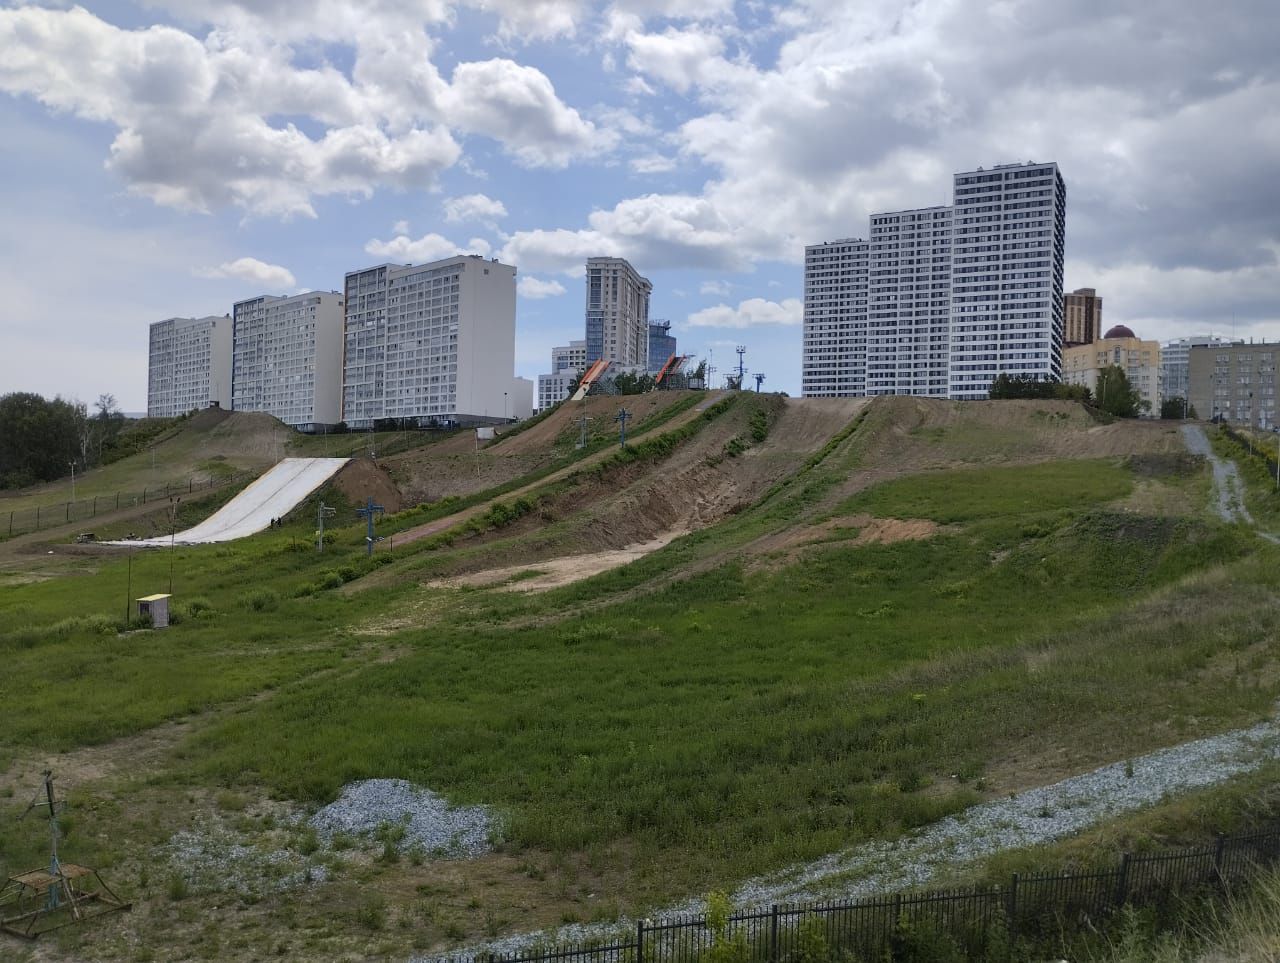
[108,457,349,546]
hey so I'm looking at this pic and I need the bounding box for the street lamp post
[168,496,181,594]
[69,461,76,503]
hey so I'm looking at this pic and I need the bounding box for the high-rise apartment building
[949,163,1066,399]
[231,292,344,431]
[1161,335,1240,403]
[342,255,518,428]
[585,257,651,366]
[802,239,868,397]
[867,207,953,396]
[147,315,232,417]
[1063,287,1103,347]
[1189,342,1280,427]
[648,321,677,373]
[802,161,1067,401]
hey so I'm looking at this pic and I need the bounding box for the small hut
[135,594,171,628]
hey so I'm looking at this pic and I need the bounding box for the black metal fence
[457,828,1280,963]
[0,472,247,540]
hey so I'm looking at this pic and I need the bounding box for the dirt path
[1181,424,1280,544]
[425,533,685,593]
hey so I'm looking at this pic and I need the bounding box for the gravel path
[424,713,1280,962]
[1182,424,1253,524]
[311,779,495,857]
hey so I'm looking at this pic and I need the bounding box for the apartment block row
[803,161,1067,400]
[148,255,532,430]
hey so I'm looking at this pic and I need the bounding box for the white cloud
[195,256,296,289]
[444,192,509,224]
[444,59,609,168]
[517,276,568,299]
[624,26,726,94]
[392,219,410,234]
[700,279,730,296]
[467,0,588,40]
[687,297,802,328]
[365,232,470,263]
[466,236,493,256]
[631,153,678,174]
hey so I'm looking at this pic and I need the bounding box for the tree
[1160,396,1197,419]
[988,373,1091,403]
[0,392,85,488]
[1094,364,1143,418]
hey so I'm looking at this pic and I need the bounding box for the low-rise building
[1189,341,1280,427]
[1161,335,1241,405]
[1062,325,1161,416]
[536,338,588,412]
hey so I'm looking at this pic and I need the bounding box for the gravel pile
[423,715,1280,962]
[310,779,494,857]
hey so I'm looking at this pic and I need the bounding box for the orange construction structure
[569,359,611,402]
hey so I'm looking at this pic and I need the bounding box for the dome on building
[1103,324,1137,340]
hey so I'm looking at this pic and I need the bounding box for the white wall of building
[232,292,344,429]
[342,255,517,427]
[586,257,651,367]
[147,315,232,418]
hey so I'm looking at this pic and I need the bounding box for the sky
[1,0,1278,412]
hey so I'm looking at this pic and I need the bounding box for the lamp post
[504,391,509,421]
[69,461,76,503]
[168,496,181,594]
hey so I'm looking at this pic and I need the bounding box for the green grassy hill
[0,396,1274,961]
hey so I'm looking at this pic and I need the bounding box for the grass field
[1,400,1278,960]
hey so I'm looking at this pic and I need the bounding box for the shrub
[244,588,280,612]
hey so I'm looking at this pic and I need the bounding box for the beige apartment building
[1062,324,1161,416]
[1188,342,1280,427]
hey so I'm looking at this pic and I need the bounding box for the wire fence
[448,827,1280,963]
[0,471,249,540]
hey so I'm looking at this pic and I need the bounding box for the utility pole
[577,415,591,449]
[615,407,632,448]
[316,501,336,552]
[168,496,181,594]
[754,373,766,392]
[69,461,76,503]
[355,496,385,557]
[736,345,747,390]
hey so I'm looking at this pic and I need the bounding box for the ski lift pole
[615,407,632,448]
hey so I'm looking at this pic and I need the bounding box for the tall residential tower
[585,257,651,366]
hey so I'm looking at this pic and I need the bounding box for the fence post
[1213,832,1227,887]
[1114,853,1131,909]
[1006,873,1019,940]
[770,904,780,962]
[36,505,40,528]
[116,491,120,510]
[188,478,193,493]
[66,502,70,523]
[7,512,11,537]
[636,918,645,962]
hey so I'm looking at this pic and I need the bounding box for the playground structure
[0,772,130,940]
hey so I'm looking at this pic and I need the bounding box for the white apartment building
[343,255,518,428]
[868,207,953,396]
[536,339,588,412]
[802,161,1067,401]
[585,257,651,367]
[949,162,1067,399]
[231,292,344,431]
[147,315,232,417]
[1161,335,1240,403]
[802,239,869,397]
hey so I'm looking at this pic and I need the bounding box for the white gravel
[424,714,1280,962]
[310,778,496,857]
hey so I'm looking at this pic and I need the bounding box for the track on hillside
[104,458,349,546]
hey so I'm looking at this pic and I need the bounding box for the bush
[244,588,280,612]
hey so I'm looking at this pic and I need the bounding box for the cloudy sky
[1,0,1277,410]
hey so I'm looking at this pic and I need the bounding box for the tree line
[0,391,161,489]
[988,366,1186,419]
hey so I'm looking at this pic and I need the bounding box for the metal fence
[1,472,247,540]
[455,827,1280,963]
